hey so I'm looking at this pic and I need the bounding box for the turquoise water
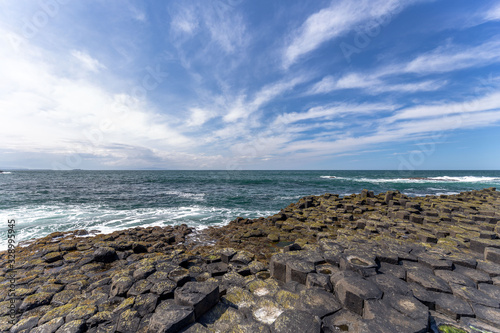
[1,170,499,249]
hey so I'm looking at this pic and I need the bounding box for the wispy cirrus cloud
[71,50,106,73]
[282,0,417,68]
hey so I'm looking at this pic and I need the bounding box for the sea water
[1,170,499,250]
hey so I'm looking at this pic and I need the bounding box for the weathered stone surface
[110,276,134,297]
[471,303,500,327]
[271,310,321,333]
[285,259,315,284]
[334,275,382,316]
[31,317,65,333]
[339,255,377,277]
[148,302,195,333]
[363,298,428,333]
[434,270,476,288]
[485,246,500,264]
[434,293,474,320]
[54,319,86,333]
[296,288,341,318]
[407,270,452,293]
[19,292,54,311]
[450,283,500,308]
[470,238,500,253]
[460,317,500,333]
[117,309,141,333]
[9,316,39,333]
[322,309,370,333]
[174,282,219,319]
[93,247,117,263]
[369,274,412,296]
[454,266,492,284]
[305,273,332,291]
[477,259,500,277]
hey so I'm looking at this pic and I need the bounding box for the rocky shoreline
[1,188,500,332]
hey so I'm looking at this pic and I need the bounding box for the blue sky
[1,0,500,170]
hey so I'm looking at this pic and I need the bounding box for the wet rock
[93,247,117,263]
[174,282,219,319]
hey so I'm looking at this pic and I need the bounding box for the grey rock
[454,266,492,284]
[485,246,500,265]
[334,275,382,316]
[271,310,321,333]
[377,262,406,280]
[306,273,332,292]
[285,259,315,285]
[93,247,117,263]
[434,292,474,320]
[369,274,412,296]
[478,283,500,300]
[9,316,39,333]
[434,270,476,288]
[30,317,64,333]
[297,288,341,318]
[471,303,500,327]
[174,282,219,319]
[322,310,370,333]
[451,283,499,308]
[407,269,451,293]
[55,320,86,333]
[148,303,195,333]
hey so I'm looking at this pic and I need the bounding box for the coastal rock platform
[1,188,500,332]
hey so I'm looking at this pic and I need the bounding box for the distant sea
[1,170,499,250]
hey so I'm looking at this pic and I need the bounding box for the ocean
[1,170,499,250]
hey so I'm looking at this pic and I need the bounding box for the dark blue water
[1,170,499,249]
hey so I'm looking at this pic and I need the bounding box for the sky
[1,0,500,170]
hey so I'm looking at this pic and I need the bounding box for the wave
[321,176,500,184]
[163,191,206,201]
[0,171,12,174]
[0,204,276,251]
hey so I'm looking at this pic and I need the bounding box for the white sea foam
[0,204,276,251]
[320,176,500,183]
[0,172,12,174]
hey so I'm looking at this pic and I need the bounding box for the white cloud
[404,40,500,74]
[308,73,445,95]
[484,2,500,21]
[223,74,311,123]
[71,50,106,73]
[171,6,199,35]
[387,91,500,122]
[283,0,412,68]
[275,103,394,125]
